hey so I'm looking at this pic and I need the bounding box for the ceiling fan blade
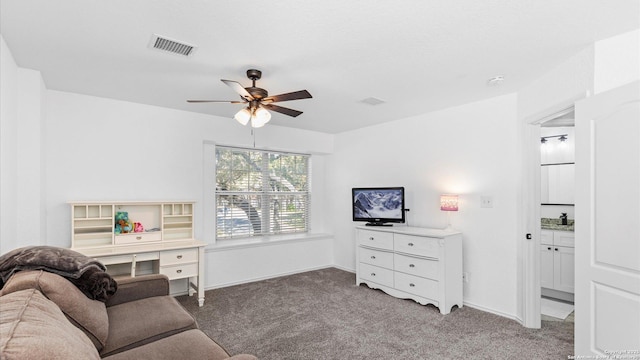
[263,90,312,103]
[221,79,253,101]
[263,104,303,117]
[187,100,245,103]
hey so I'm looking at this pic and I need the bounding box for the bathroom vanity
[540,219,575,302]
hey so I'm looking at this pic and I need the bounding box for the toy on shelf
[114,211,133,234]
[134,222,144,233]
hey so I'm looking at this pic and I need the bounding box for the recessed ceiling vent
[148,34,197,57]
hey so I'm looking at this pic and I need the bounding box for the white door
[574,81,640,355]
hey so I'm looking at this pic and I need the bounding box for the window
[215,146,310,239]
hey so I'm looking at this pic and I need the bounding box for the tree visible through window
[215,146,309,239]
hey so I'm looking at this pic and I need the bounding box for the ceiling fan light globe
[250,118,265,128]
[234,108,251,125]
[251,107,272,128]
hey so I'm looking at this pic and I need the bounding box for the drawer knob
[177,255,183,259]
[369,237,374,241]
[371,255,376,259]
[408,242,414,247]
[547,247,552,250]
[409,283,415,287]
[555,248,559,251]
[409,264,415,268]
[136,236,142,240]
[177,269,182,274]
[371,273,376,277]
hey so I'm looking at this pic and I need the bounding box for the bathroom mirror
[541,163,575,205]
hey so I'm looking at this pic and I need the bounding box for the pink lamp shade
[440,195,459,211]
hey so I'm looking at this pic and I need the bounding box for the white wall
[519,47,594,122]
[594,29,640,94]
[329,93,520,317]
[1,35,47,254]
[17,68,47,246]
[0,35,19,255]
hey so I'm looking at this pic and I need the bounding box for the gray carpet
[177,268,573,360]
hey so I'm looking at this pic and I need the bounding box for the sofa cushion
[0,288,100,360]
[101,295,199,357]
[0,270,109,350]
[102,329,232,360]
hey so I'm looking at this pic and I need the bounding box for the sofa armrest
[105,274,169,307]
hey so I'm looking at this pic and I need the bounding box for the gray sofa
[0,270,256,360]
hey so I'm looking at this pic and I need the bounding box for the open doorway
[538,108,575,323]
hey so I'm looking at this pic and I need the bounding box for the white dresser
[69,201,206,306]
[355,225,463,314]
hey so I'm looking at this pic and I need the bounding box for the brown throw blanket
[0,246,117,302]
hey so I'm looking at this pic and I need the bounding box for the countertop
[541,218,574,232]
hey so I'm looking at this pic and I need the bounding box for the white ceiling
[1,1,638,134]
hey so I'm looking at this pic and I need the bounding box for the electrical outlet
[463,272,469,283]
[480,196,493,208]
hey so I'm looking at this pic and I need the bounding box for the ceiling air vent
[148,34,197,57]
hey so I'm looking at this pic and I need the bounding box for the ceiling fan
[187,69,312,128]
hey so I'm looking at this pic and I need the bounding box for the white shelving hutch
[69,201,206,306]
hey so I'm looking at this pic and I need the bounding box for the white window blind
[215,146,310,239]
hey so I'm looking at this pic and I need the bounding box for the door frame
[520,101,580,329]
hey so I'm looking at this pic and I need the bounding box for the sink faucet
[560,213,568,225]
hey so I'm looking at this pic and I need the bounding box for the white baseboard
[463,300,518,322]
[205,263,336,291]
[331,264,355,273]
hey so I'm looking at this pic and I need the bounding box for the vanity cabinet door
[554,246,575,293]
[541,230,554,245]
[540,245,555,289]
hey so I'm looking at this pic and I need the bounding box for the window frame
[214,145,311,240]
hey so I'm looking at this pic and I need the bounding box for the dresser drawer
[394,271,438,302]
[358,229,393,250]
[394,253,439,280]
[134,252,160,262]
[359,246,393,269]
[114,232,162,245]
[160,248,198,266]
[394,234,440,258]
[359,263,394,288]
[97,254,134,265]
[98,252,160,265]
[160,262,198,280]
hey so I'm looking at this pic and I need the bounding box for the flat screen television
[352,187,405,226]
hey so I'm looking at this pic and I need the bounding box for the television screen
[352,187,405,226]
